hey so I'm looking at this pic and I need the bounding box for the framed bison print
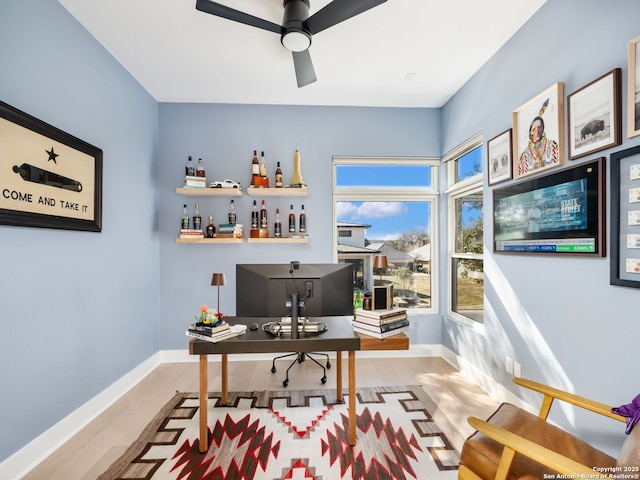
[487,129,513,185]
[568,68,621,160]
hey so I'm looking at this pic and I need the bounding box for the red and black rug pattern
[98,386,461,480]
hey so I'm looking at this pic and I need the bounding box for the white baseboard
[1,344,523,480]
[0,353,161,480]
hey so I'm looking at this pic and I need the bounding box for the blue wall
[441,0,640,455]
[0,0,159,462]
[2,0,639,466]
[158,104,441,349]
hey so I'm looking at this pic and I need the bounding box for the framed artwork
[0,100,102,232]
[487,129,513,186]
[628,35,640,138]
[493,157,605,256]
[610,145,640,287]
[567,68,622,160]
[512,82,564,179]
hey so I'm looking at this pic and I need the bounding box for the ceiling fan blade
[292,50,317,88]
[305,0,387,35]
[195,0,282,34]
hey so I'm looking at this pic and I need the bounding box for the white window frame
[333,156,439,315]
[444,135,484,327]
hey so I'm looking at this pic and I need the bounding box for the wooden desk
[357,332,409,351]
[189,316,360,452]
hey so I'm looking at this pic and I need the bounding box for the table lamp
[373,255,388,283]
[211,272,226,315]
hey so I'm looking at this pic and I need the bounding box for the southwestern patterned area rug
[98,385,463,480]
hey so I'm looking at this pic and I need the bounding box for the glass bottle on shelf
[185,156,196,177]
[275,161,283,188]
[181,204,189,230]
[251,150,259,186]
[260,199,268,229]
[288,204,296,233]
[193,203,202,230]
[274,208,282,238]
[299,204,306,234]
[206,216,216,238]
[251,200,259,229]
[196,158,205,178]
[228,199,236,225]
[259,151,267,179]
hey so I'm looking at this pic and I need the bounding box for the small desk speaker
[372,285,393,311]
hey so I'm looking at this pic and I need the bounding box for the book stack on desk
[185,322,247,343]
[352,307,409,339]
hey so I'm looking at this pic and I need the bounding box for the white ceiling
[57,0,546,108]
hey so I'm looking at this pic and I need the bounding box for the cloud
[337,201,407,219]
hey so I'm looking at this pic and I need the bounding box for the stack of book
[185,321,247,343]
[179,228,204,239]
[352,307,409,339]
[184,175,207,188]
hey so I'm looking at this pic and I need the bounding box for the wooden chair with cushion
[459,377,640,480]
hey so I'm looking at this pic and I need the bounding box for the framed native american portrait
[0,100,102,232]
[512,82,564,179]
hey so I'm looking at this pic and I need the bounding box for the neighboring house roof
[337,243,380,254]
[369,242,414,262]
[408,243,431,261]
[337,221,372,229]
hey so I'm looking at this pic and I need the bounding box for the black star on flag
[46,146,59,164]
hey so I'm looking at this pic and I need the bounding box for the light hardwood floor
[22,356,501,480]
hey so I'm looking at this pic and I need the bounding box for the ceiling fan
[195,0,387,88]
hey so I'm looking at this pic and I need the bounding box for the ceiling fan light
[281,30,311,52]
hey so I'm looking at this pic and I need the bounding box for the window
[446,137,484,323]
[333,157,438,313]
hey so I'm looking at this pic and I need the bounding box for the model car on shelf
[210,179,242,189]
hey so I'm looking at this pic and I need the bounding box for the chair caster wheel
[326,362,331,369]
[271,366,276,373]
[283,380,289,388]
[321,376,327,384]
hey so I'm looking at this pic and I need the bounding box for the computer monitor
[235,262,354,318]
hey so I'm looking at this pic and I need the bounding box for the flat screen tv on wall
[493,157,605,256]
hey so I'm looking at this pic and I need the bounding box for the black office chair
[269,293,331,388]
[271,350,331,388]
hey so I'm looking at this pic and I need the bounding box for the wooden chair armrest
[467,416,595,477]
[513,377,625,423]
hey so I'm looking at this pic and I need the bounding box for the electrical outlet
[514,361,522,377]
[305,280,313,298]
[505,356,514,375]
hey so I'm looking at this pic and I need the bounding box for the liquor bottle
[259,151,268,186]
[185,156,196,177]
[274,208,282,238]
[206,216,216,238]
[260,199,268,229]
[299,204,307,233]
[251,150,259,186]
[275,161,283,188]
[181,204,189,229]
[251,200,259,229]
[228,199,236,225]
[193,203,202,230]
[288,204,296,233]
[259,151,267,177]
[196,158,205,178]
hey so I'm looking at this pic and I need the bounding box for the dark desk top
[189,316,361,355]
